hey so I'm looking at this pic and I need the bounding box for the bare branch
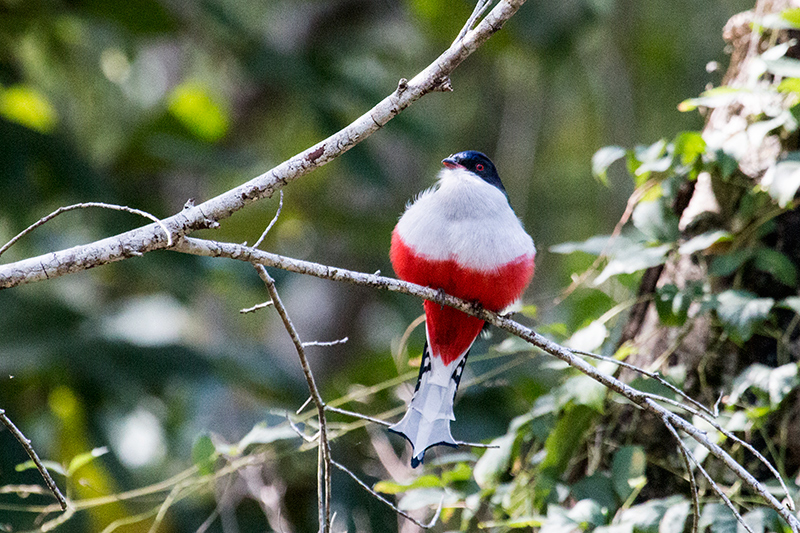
[330,458,443,529]
[0,0,528,291]
[325,405,392,427]
[663,416,754,533]
[302,337,349,348]
[0,202,172,259]
[239,301,274,314]
[253,190,284,250]
[673,429,700,533]
[573,348,716,417]
[255,265,332,533]
[454,0,494,43]
[0,409,68,511]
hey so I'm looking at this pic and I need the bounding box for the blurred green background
[0,0,751,530]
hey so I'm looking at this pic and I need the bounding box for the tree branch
[255,265,332,533]
[171,236,800,532]
[0,0,527,291]
[0,409,68,511]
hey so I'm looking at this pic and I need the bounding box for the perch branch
[172,236,800,532]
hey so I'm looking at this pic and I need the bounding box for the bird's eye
[475,164,485,171]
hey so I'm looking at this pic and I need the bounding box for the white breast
[395,167,535,271]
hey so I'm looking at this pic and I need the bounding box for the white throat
[395,167,535,271]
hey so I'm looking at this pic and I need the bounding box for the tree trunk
[621,0,800,469]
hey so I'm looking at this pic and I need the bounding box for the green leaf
[655,284,688,326]
[611,446,646,501]
[762,159,800,208]
[632,199,680,243]
[673,131,706,166]
[571,473,618,515]
[192,433,217,476]
[15,459,66,477]
[777,295,800,314]
[729,363,772,405]
[540,404,597,477]
[168,81,230,142]
[473,427,520,489]
[555,374,607,411]
[617,497,687,533]
[441,462,472,484]
[479,516,545,529]
[709,250,752,277]
[565,320,608,353]
[768,363,799,406]
[777,77,800,94]
[237,422,300,451]
[550,235,614,256]
[678,230,733,255]
[714,290,775,343]
[659,500,690,533]
[568,499,608,529]
[752,248,798,287]
[540,504,579,533]
[397,487,455,511]
[594,525,634,533]
[678,87,742,112]
[727,362,798,409]
[67,447,109,477]
[0,85,58,133]
[592,146,626,185]
[782,8,800,28]
[594,244,671,285]
[374,474,441,494]
[740,507,783,533]
[698,502,737,533]
[714,149,739,179]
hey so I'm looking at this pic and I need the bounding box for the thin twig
[454,0,494,43]
[663,416,754,533]
[296,396,313,415]
[325,405,391,428]
[0,409,67,510]
[253,190,284,249]
[302,337,349,348]
[287,415,319,443]
[573,348,716,417]
[636,388,794,510]
[330,458,443,529]
[239,301,274,314]
[255,265,331,533]
[668,419,700,533]
[0,202,172,259]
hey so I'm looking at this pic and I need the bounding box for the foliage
[5,0,800,532]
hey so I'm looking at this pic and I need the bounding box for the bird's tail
[389,343,468,467]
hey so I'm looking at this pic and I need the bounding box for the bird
[389,150,536,467]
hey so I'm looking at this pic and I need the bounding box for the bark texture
[622,0,800,470]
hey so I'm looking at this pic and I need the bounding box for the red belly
[391,231,535,365]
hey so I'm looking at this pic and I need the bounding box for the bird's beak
[442,156,463,169]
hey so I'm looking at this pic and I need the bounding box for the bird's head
[442,150,506,194]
